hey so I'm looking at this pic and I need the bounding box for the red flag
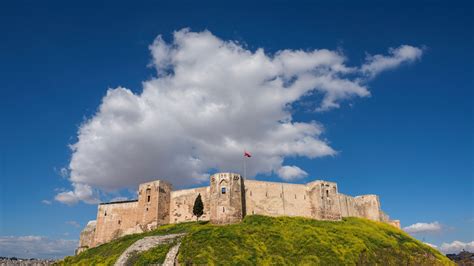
[244,151,252,158]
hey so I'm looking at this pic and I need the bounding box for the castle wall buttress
[209,173,244,224]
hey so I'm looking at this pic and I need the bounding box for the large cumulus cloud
[56,29,423,204]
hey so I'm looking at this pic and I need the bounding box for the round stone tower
[209,172,245,224]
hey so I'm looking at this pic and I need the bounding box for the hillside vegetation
[59,215,454,265]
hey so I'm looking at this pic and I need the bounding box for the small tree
[193,193,204,221]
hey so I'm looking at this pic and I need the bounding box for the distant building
[77,172,400,254]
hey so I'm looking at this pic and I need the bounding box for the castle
[77,172,400,253]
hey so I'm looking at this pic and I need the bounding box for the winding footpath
[114,233,185,266]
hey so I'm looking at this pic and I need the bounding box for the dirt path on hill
[114,233,185,266]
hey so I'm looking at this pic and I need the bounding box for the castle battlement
[76,172,400,254]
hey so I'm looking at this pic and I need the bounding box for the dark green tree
[193,193,204,221]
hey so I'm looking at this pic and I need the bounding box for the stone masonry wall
[353,195,382,221]
[244,180,311,218]
[81,173,400,250]
[209,173,244,224]
[94,201,140,246]
[137,180,172,231]
[307,181,342,220]
[338,193,360,217]
[170,187,210,223]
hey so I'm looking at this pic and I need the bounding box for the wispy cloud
[361,45,423,78]
[65,221,81,228]
[0,236,77,259]
[41,200,52,205]
[403,221,442,233]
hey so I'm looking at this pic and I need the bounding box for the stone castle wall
[94,200,140,246]
[78,172,399,252]
[170,187,210,223]
[244,180,311,218]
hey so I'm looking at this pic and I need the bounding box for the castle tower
[307,180,342,220]
[137,180,172,230]
[209,172,245,224]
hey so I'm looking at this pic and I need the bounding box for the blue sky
[0,0,473,258]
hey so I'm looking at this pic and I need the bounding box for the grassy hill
[59,215,454,265]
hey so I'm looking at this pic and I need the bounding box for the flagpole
[243,150,246,178]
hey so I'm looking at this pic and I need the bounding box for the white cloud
[65,221,81,228]
[423,240,474,254]
[55,183,99,205]
[41,200,52,205]
[439,240,474,254]
[277,165,308,180]
[0,236,77,259]
[58,29,423,204]
[403,221,442,233]
[361,45,423,78]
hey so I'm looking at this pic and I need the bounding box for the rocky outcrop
[75,220,96,255]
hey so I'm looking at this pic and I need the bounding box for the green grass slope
[59,216,454,266]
